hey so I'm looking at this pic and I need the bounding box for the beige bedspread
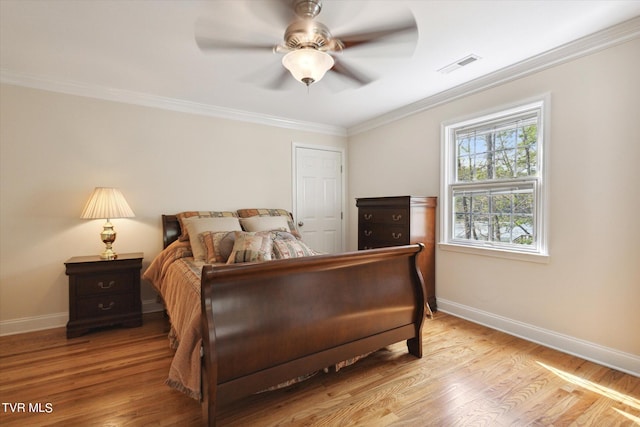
[143,240,206,399]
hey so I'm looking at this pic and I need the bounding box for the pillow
[226,232,273,264]
[200,231,236,264]
[176,211,237,241]
[236,208,301,238]
[236,208,292,219]
[272,239,319,259]
[271,230,298,241]
[239,215,290,232]
[182,216,242,261]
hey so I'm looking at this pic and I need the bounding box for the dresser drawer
[359,224,410,247]
[75,293,134,319]
[359,208,408,225]
[76,272,133,296]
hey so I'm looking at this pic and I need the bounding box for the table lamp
[80,187,135,259]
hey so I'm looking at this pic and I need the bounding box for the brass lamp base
[100,249,117,260]
[100,219,118,260]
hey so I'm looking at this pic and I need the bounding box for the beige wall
[348,39,640,365]
[0,85,346,328]
[1,38,638,373]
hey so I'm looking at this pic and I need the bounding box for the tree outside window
[442,98,548,258]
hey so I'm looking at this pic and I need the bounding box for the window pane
[455,119,538,183]
[516,124,538,177]
[452,185,535,247]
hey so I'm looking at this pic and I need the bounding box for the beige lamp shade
[80,187,135,220]
[80,187,134,259]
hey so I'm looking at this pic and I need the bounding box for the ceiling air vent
[438,54,481,74]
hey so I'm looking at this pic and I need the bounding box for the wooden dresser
[65,253,143,338]
[356,196,437,311]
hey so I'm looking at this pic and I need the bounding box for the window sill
[438,242,550,264]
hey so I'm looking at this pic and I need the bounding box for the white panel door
[294,146,343,254]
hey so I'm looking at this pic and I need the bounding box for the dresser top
[356,196,437,208]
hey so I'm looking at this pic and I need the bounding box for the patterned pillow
[201,231,236,264]
[226,232,273,264]
[239,215,290,232]
[272,239,319,259]
[176,211,237,241]
[271,230,298,241]
[236,209,301,239]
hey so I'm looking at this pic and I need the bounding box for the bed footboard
[200,244,426,426]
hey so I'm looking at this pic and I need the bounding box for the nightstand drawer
[76,272,133,296]
[76,294,134,319]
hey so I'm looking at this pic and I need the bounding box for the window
[441,97,548,260]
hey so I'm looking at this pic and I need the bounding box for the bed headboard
[162,214,181,249]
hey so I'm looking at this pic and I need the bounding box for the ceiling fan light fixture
[282,48,334,86]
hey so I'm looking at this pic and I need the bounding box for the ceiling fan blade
[331,59,372,86]
[337,17,418,51]
[265,68,293,90]
[195,36,275,53]
[246,0,297,28]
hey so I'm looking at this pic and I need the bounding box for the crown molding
[0,69,347,137]
[347,16,640,136]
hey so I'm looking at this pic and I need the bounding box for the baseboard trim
[0,312,68,336]
[0,299,165,336]
[438,298,640,377]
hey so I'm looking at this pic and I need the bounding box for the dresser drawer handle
[391,232,403,240]
[98,280,115,289]
[364,213,373,220]
[363,246,372,250]
[364,230,373,237]
[98,302,115,311]
[392,214,402,221]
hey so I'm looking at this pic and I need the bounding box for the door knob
[298,221,304,227]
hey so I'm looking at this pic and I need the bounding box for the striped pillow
[272,239,319,259]
[226,232,273,264]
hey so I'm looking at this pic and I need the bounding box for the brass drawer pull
[391,232,402,240]
[98,280,115,289]
[364,230,373,237]
[392,214,402,221]
[364,213,373,220]
[98,302,115,311]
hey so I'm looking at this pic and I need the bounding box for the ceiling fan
[195,0,418,88]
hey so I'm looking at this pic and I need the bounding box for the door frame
[291,142,347,253]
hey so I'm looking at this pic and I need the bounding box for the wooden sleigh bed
[145,212,427,426]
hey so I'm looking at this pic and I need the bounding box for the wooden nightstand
[65,252,143,338]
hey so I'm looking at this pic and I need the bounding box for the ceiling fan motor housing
[294,0,322,19]
[284,20,336,50]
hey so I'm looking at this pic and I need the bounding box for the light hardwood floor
[1,312,638,426]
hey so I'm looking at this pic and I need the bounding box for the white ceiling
[1,1,639,134]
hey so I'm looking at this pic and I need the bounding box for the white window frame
[440,95,550,263]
